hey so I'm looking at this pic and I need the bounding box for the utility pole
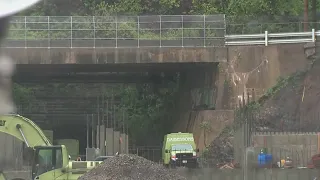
[304,0,309,31]
[312,0,317,30]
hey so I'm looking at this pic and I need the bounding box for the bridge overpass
[3,16,314,144]
[3,15,313,86]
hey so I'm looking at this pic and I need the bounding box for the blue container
[265,154,273,164]
[258,154,266,165]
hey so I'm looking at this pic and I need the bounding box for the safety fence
[5,15,226,48]
[183,168,319,180]
[4,15,320,48]
[225,15,320,34]
[129,146,162,163]
[128,144,318,168]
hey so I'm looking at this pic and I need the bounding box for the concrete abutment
[6,43,313,152]
[172,43,312,151]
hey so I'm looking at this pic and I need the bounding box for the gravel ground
[78,154,187,180]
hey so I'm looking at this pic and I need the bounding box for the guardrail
[226,29,317,46]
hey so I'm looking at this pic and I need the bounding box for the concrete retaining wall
[96,126,129,156]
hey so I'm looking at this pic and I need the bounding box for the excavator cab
[32,145,69,180]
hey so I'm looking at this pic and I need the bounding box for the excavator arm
[0,114,55,180]
[0,114,51,147]
[0,114,100,180]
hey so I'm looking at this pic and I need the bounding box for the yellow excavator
[0,114,102,180]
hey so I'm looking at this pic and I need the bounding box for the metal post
[181,15,184,47]
[102,94,106,155]
[70,16,73,48]
[86,114,89,148]
[137,16,140,48]
[312,0,317,30]
[126,113,129,153]
[91,114,94,148]
[122,110,125,133]
[312,29,316,42]
[106,99,109,128]
[224,15,226,45]
[106,99,109,156]
[304,0,309,32]
[115,16,118,48]
[93,16,96,48]
[112,93,115,155]
[203,15,206,47]
[122,110,125,154]
[159,15,162,47]
[24,16,27,48]
[97,95,100,150]
[47,16,50,48]
[264,31,268,46]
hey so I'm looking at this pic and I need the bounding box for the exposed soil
[78,154,186,180]
[206,56,320,164]
[254,58,320,131]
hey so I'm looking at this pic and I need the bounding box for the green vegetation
[259,71,306,104]
[113,81,179,145]
[8,0,318,42]
[13,76,180,146]
[226,70,307,135]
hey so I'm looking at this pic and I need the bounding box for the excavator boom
[0,114,100,180]
[0,114,51,148]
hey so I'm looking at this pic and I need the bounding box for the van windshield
[171,144,193,151]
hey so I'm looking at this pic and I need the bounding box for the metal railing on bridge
[4,15,226,49]
[226,29,317,46]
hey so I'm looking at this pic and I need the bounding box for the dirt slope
[255,58,320,131]
[206,57,320,165]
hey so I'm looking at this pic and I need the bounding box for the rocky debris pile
[206,132,234,167]
[202,130,234,168]
[79,154,187,180]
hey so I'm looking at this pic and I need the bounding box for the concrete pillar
[120,133,128,154]
[120,133,124,154]
[126,134,129,154]
[96,125,106,156]
[106,128,114,156]
[113,131,120,155]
